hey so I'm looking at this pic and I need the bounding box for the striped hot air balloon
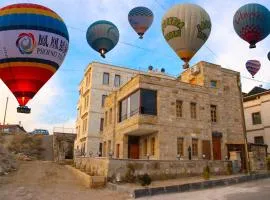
[86,20,119,58]
[233,3,270,48]
[0,3,69,113]
[246,60,261,78]
[128,6,154,39]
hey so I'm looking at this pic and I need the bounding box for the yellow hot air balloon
[162,4,211,69]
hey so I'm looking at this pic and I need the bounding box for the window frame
[177,137,184,156]
[151,137,155,156]
[176,100,183,118]
[114,74,121,87]
[192,138,198,157]
[190,102,197,119]
[252,112,262,125]
[254,136,264,144]
[210,80,217,88]
[103,72,110,85]
[101,95,107,108]
[100,118,104,132]
[211,105,217,123]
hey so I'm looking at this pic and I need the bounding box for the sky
[0,0,270,133]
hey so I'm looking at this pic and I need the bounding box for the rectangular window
[254,136,264,144]
[103,72,109,85]
[120,98,128,122]
[210,80,217,88]
[176,100,183,118]
[102,95,107,107]
[130,90,140,116]
[109,108,112,124]
[103,142,106,156]
[114,74,121,87]
[177,137,184,156]
[141,89,157,115]
[116,144,120,158]
[190,102,197,119]
[144,139,148,156]
[211,105,217,122]
[192,138,198,156]
[108,140,111,154]
[151,137,155,156]
[100,118,104,131]
[252,112,262,125]
[104,111,108,127]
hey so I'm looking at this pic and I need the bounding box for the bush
[266,157,270,171]
[137,173,152,186]
[226,162,233,175]
[203,165,210,180]
[124,163,136,183]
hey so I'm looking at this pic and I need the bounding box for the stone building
[75,62,173,156]
[243,86,270,153]
[102,61,245,163]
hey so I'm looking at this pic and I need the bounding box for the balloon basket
[17,106,31,114]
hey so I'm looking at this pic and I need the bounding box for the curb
[108,173,270,199]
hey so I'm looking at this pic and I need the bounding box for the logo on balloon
[16,33,36,54]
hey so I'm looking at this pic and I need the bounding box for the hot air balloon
[86,20,119,58]
[162,4,211,69]
[268,51,270,61]
[0,3,69,113]
[233,3,270,48]
[128,6,154,39]
[246,60,261,78]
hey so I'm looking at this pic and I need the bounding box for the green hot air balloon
[162,4,212,69]
[86,20,119,58]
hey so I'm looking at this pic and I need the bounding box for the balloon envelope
[233,3,270,48]
[0,3,69,106]
[246,60,261,78]
[268,52,270,61]
[128,7,154,39]
[86,20,119,58]
[162,4,211,69]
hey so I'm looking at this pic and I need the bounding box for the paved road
[0,161,129,200]
[141,178,270,200]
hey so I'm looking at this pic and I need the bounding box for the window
[151,137,155,156]
[210,80,217,88]
[103,72,109,85]
[176,100,183,118]
[252,112,262,125]
[109,108,112,124]
[103,142,107,156]
[254,136,264,144]
[192,139,198,156]
[211,105,217,122]
[108,140,111,154]
[177,138,184,156]
[144,139,148,156]
[119,89,154,122]
[190,102,197,119]
[114,74,121,87]
[100,118,104,131]
[104,111,108,127]
[102,95,107,107]
[83,118,88,133]
[141,89,157,115]
[116,144,120,158]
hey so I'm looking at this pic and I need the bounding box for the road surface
[0,161,130,200]
[141,178,270,200]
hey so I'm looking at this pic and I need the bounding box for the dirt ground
[0,161,131,200]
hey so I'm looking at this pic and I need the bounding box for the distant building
[0,124,27,134]
[102,61,245,165]
[75,61,173,156]
[243,86,270,153]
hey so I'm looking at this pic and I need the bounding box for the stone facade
[102,61,245,161]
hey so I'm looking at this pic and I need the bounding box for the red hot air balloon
[0,4,69,113]
[246,60,261,78]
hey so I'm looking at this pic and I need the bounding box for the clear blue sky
[0,0,270,132]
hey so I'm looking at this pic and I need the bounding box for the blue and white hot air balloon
[86,20,119,58]
[128,6,154,39]
[233,3,270,48]
[246,60,261,78]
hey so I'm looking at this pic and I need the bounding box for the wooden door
[202,140,211,159]
[129,144,139,159]
[212,137,221,160]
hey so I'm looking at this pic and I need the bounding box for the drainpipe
[237,74,250,174]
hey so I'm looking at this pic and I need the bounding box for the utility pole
[3,97,8,125]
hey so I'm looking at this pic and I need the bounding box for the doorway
[212,136,221,160]
[128,136,140,159]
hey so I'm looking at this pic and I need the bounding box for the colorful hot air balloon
[246,60,261,78]
[0,3,69,113]
[86,20,119,58]
[128,6,154,39]
[162,4,211,69]
[233,3,270,48]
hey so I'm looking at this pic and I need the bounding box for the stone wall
[74,157,231,181]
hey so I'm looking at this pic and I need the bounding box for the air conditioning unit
[191,65,200,75]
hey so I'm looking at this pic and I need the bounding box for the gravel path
[0,161,130,200]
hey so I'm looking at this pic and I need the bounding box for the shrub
[137,173,152,186]
[266,157,270,171]
[203,165,210,180]
[226,162,233,175]
[124,163,136,183]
